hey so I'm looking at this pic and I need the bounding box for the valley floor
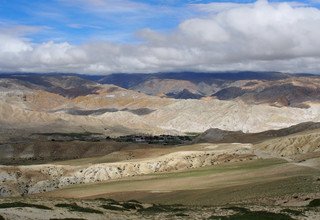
[0,156,319,219]
[1,127,320,219]
[42,158,320,206]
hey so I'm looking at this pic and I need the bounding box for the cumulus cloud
[1,0,320,74]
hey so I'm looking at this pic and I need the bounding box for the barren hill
[1,72,320,139]
[93,72,320,108]
[195,122,320,144]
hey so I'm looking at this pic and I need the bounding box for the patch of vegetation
[55,203,103,214]
[281,208,304,216]
[37,132,102,137]
[208,210,293,220]
[100,204,127,211]
[0,202,52,210]
[114,134,194,145]
[35,132,104,141]
[99,200,144,211]
[152,158,286,179]
[95,198,119,205]
[307,199,320,207]
[138,204,185,213]
[121,202,143,210]
[175,212,189,217]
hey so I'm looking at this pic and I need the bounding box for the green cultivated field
[43,158,320,206]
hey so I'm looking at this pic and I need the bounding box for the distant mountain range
[1,71,319,108]
[0,71,320,140]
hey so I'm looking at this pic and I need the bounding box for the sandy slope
[255,129,320,160]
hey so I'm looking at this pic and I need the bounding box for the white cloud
[1,0,320,74]
[190,1,308,13]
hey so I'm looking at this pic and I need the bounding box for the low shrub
[307,199,320,207]
[55,203,103,214]
[208,210,293,220]
[281,208,304,216]
[138,204,185,213]
[0,202,52,210]
[121,202,143,210]
[175,212,189,217]
[95,198,119,205]
[100,204,127,211]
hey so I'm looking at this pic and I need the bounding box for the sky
[0,0,320,74]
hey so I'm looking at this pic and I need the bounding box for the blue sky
[1,0,320,74]
[0,0,318,44]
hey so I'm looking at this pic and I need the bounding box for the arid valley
[1,0,320,219]
[0,72,319,219]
